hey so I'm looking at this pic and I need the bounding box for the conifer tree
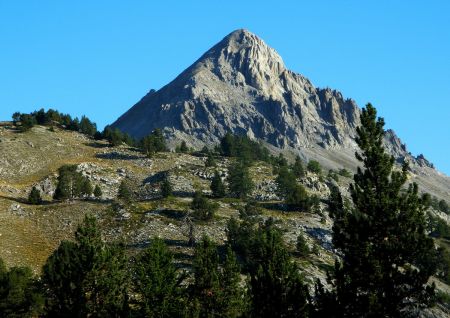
[28,186,42,205]
[93,185,102,198]
[319,104,437,317]
[191,191,219,221]
[247,219,310,318]
[218,246,247,318]
[0,258,44,317]
[210,171,226,198]
[292,156,305,178]
[191,236,221,317]
[42,215,129,317]
[160,176,173,198]
[134,238,186,317]
[118,180,132,203]
[227,162,254,199]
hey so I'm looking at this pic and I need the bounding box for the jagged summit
[111,29,431,173]
[112,29,360,150]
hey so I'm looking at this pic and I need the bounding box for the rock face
[112,29,360,150]
[111,29,432,170]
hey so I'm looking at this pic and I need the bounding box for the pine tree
[53,165,92,200]
[205,152,217,167]
[296,233,310,257]
[210,171,226,198]
[160,176,173,198]
[247,220,310,318]
[191,236,221,317]
[321,104,437,317]
[0,258,44,317]
[218,247,247,318]
[307,160,321,174]
[134,238,186,317]
[93,185,102,198]
[292,156,305,178]
[179,141,189,153]
[28,186,42,205]
[42,215,129,316]
[227,162,254,199]
[118,180,132,202]
[191,191,219,221]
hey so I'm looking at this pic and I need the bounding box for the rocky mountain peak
[111,29,430,172]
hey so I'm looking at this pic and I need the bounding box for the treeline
[12,108,98,137]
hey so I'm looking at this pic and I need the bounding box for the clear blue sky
[1,1,449,175]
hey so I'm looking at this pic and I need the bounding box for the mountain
[112,29,360,149]
[112,29,449,198]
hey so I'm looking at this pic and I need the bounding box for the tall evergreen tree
[210,171,226,198]
[292,156,305,178]
[191,236,222,317]
[0,258,44,317]
[218,247,247,318]
[247,220,310,318]
[227,162,254,199]
[133,238,186,317]
[42,215,129,317]
[319,104,437,317]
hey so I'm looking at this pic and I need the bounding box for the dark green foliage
[296,233,310,257]
[28,186,42,205]
[291,156,305,178]
[176,140,189,153]
[210,171,226,198]
[53,165,93,200]
[190,237,246,318]
[321,104,437,317]
[103,127,125,146]
[227,162,254,199]
[438,199,449,214]
[246,219,310,318]
[219,133,271,164]
[238,200,262,219]
[227,217,311,317]
[79,115,97,137]
[436,247,450,285]
[276,166,312,211]
[12,108,100,137]
[327,169,339,182]
[81,179,93,197]
[140,129,167,157]
[160,176,173,198]
[337,168,352,178]
[191,236,221,316]
[118,180,132,202]
[0,258,44,317]
[133,238,186,317]
[191,191,219,221]
[93,185,102,198]
[42,215,129,317]
[205,152,217,167]
[428,214,450,239]
[307,160,321,174]
[17,114,37,132]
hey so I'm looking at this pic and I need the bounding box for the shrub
[28,186,42,205]
[307,160,322,174]
[191,191,219,221]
